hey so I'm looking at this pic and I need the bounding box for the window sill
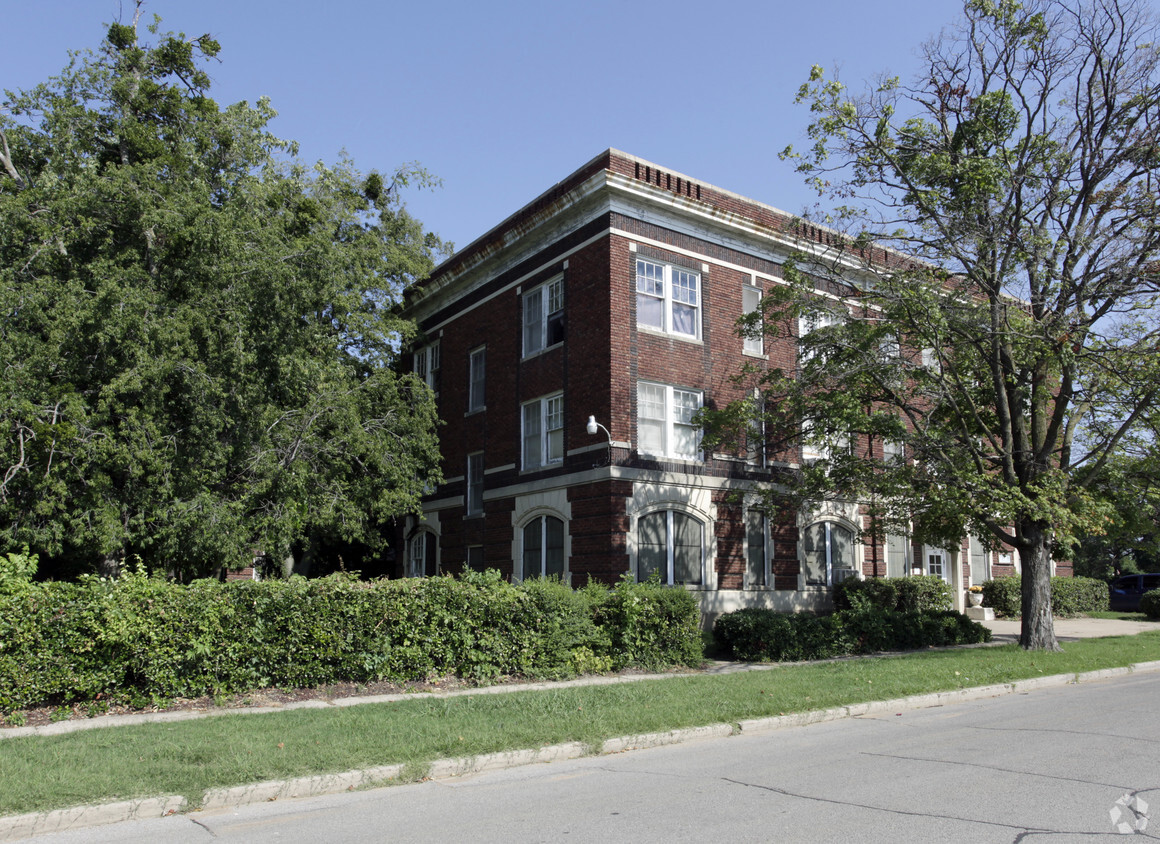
[521,341,563,362]
[636,325,703,345]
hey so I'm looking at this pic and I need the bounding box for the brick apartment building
[398,150,1021,616]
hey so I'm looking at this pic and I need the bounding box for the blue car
[1108,573,1160,612]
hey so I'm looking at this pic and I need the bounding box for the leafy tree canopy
[704,0,1160,649]
[0,6,447,579]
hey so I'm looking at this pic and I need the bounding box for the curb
[3,660,1160,841]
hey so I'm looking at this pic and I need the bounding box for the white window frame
[466,452,484,516]
[637,509,705,586]
[523,275,564,357]
[520,514,566,580]
[743,283,763,356]
[886,533,911,578]
[924,544,949,582]
[636,258,702,340]
[798,308,843,365]
[637,381,703,461]
[414,340,440,393]
[801,520,857,587]
[882,439,904,464]
[522,393,564,470]
[468,347,486,413]
[408,531,437,578]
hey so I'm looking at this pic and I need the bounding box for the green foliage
[0,16,447,578]
[833,575,952,613]
[980,576,1109,617]
[713,606,991,662]
[1141,590,1160,620]
[0,573,702,713]
[714,0,1160,651]
[0,547,38,591]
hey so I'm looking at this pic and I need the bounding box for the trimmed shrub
[713,606,990,662]
[980,575,1109,617]
[833,575,952,613]
[1141,590,1160,620]
[0,570,702,714]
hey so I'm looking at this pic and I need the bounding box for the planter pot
[968,592,984,607]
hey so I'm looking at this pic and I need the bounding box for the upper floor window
[636,259,701,340]
[743,284,763,355]
[522,393,564,470]
[638,509,704,586]
[468,347,486,412]
[638,382,702,461]
[414,340,440,394]
[466,452,484,516]
[523,276,564,356]
[798,308,844,366]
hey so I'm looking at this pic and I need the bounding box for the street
[18,671,1159,843]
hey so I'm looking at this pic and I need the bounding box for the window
[522,393,564,469]
[743,284,763,355]
[638,510,704,586]
[969,535,990,583]
[523,276,564,356]
[468,347,485,412]
[466,452,484,516]
[638,382,702,460]
[921,346,941,373]
[408,531,437,577]
[747,392,767,467]
[746,509,768,588]
[522,515,565,579]
[414,341,440,394]
[882,439,904,464]
[801,520,855,587]
[924,545,949,582]
[798,308,843,364]
[801,419,848,464]
[466,545,484,572]
[636,259,701,339]
[886,533,910,578]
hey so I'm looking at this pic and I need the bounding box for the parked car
[1108,573,1160,612]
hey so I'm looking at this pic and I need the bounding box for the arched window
[522,515,565,579]
[638,510,704,586]
[408,531,437,578]
[801,521,855,587]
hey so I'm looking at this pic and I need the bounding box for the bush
[0,571,703,714]
[833,575,952,613]
[1141,590,1160,620]
[980,575,1109,617]
[713,606,990,662]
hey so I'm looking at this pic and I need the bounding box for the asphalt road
[19,671,1159,843]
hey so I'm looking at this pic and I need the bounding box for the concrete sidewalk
[980,615,1159,643]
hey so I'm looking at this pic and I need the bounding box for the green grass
[3,632,1160,817]
[1084,610,1159,622]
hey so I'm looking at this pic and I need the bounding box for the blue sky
[8,0,966,252]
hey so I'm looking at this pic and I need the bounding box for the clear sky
[7,0,967,253]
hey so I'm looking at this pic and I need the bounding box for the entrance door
[925,546,946,582]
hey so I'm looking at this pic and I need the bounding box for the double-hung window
[802,521,855,587]
[798,309,843,366]
[638,382,702,460]
[468,347,486,412]
[636,259,701,339]
[743,284,763,355]
[414,341,440,394]
[522,393,564,470]
[408,531,437,578]
[523,276,564,356]
[466,452,484,516]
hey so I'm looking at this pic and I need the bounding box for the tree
[0,6,447,579]
[706,0,1160,649]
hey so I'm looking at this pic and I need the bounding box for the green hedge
[833,575,953,613]
[980,576,1109,617]
[1140,590,1160,620]
[712,606,990,662]
[0,571,702,714]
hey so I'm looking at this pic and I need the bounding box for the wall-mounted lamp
[586,415,612,467]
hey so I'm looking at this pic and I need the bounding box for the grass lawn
[1084,611,1159,622]
[3,631,1160,817]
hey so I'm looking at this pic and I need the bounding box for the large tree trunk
[98,549,123,579]
[1018,520,1060,651]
